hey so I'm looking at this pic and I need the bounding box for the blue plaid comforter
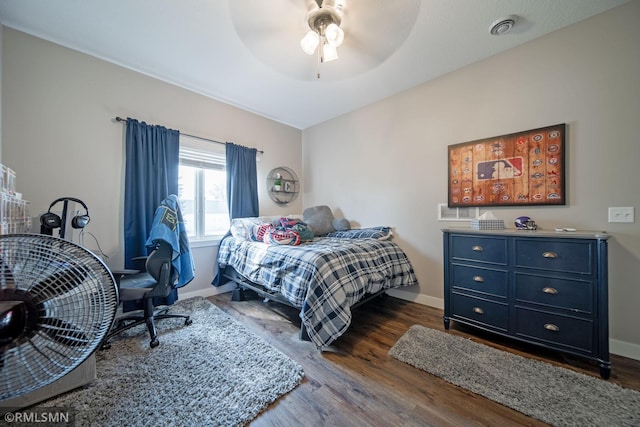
[217,236,418,348]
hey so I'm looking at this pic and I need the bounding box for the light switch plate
[608,207,635,223]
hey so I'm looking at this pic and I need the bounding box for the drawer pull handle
[473,276,484,283]
[473,307,484,315]
[472,246,483,252]
[542,287,558,295]
[544,323,560,332]
[542,251,558,259]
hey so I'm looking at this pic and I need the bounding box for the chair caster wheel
[101,342,111,350]
[185,318,193,326]
[150,339,160,348]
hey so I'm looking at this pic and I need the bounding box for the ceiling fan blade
[339,0,420,59]
[39,317,91,347]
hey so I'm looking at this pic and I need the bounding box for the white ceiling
[0,0,629,130]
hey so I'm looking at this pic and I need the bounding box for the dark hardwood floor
[207,292,640,427]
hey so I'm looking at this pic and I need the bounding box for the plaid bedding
[217,235,418,348]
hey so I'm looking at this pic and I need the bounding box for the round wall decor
[267,166,299,205]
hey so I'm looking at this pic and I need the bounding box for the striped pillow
[264,229,302,246]
[249,223,273,242]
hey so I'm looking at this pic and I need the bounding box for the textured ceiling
[0,0,629,129]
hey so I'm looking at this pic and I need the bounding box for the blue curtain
[124,118,180,269]
[212,143,258,287]
[225,142,259,220]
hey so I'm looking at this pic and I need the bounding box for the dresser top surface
[442,228,610,240]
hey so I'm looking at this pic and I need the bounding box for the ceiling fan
[229,0,422,80]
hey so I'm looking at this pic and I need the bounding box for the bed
[215,216,418,349]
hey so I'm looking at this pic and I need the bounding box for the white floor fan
[0,234,118,409]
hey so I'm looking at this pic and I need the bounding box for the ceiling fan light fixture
[301,30,320,55]
[301,1,345,60]
[322,42,339,62]
[325,23,344,47]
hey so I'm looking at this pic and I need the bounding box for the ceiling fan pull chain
[317,45,321,79]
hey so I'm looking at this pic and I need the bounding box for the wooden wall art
[448,124,566,207]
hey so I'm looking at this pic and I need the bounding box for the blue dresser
[443,229,611,378]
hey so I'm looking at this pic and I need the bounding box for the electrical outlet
[608,207,635,223]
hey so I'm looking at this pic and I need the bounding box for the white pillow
[230,216,281,239]
[229,217,257,239]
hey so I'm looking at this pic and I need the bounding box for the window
[178,136,229,240]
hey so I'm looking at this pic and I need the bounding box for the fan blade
[40,317,91,347]
[0,260,15,286]
[0,301,28,347]
[29,268,88,303]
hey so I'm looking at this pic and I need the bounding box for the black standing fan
[0,234,118,401]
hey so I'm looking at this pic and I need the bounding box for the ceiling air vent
[489,15,518,35]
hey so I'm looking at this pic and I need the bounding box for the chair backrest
[145,241,175,284]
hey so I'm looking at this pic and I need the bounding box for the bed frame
[223,267,387,343]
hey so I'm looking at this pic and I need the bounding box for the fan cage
[0,234,118,400]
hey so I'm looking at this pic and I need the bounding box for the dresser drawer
[515,273,593,313]
[451,292,508,332]
[515,239,593,274]
[451,235,507,265]
[452,264,508,297]
[514,307,593,354]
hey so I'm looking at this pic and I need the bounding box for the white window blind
[179,146,226,170]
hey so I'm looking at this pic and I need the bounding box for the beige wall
[1,28,302,297]
[303,1,640,358]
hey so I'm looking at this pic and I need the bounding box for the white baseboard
[387,290,640,362]
[610,339,640,362]
[386,288,444,309]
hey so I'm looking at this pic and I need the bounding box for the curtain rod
[114,116,264,154]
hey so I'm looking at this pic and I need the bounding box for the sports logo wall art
[447,123,566,207]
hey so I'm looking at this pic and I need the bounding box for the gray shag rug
[389,325,640,427]
[41,297,304,426]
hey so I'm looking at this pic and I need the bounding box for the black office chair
[102,240,192,349]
